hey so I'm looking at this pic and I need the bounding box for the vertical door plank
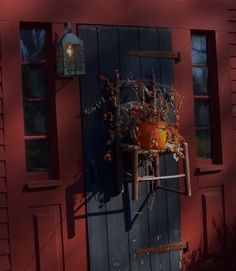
[98,26,131,271]
[140,28,169,270]
[159,28,180,271]
[119,27,151,271]
[79,26,110,271]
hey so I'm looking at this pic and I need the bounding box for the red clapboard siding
[0,239,9,255]
[232,93,236,104]
[233,105,236,116]
[0,194,7,207]
[0,208,8,223]
[229,33,236,44]
[230,57,236,68]
[0,178,6,193]
[0,255,10,271]
[230,69,236,80]
[0,224,8,239]
[233,130,236,141]
[233,117,236,129]
[228,9,236,22]
[229,45,236,56]
[231,81,236,92]
[0,162,6,177]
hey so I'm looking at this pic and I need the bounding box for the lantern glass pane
[20,27,46,62]
[63,44,78,75]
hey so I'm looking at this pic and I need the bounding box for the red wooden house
[0,0,236,270]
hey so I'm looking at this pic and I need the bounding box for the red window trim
[20,22,60,182]
[191,30,223,170]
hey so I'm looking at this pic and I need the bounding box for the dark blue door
[79,26,181,271]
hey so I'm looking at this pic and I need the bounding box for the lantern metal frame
[56,22,85,77]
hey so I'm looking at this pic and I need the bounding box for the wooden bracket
[136,241,189,257]
[128,51,181,63]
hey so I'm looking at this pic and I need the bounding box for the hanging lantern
[56,22,85,77]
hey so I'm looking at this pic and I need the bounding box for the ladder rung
[138,174,186,181]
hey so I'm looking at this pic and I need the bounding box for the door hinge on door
[128,51,181,63]
[136,242,189,257]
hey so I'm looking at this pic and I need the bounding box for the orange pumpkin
[136,121,167,150]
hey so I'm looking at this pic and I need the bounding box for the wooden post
[115,70,124,193]
[183,142,191,197]
[153,155,160,191]
[132,148,139,201]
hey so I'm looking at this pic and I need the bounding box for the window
[191,32,222,163]
[20,23,59,178]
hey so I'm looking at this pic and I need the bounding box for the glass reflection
[25,140,49,171]
[194,99,211,127]
[24,103,48,135]
[20,28,46,62]
[192,35,207,64]
[22,66,48,98]
[196,130,212,158]
[192,67,208,95]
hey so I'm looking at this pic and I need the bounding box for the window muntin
[20,24,58,175]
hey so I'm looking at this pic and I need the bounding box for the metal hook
[64,22,72,34]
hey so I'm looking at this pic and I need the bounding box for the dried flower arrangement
[96,73,186,162]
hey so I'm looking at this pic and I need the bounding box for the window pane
[192,67,208,95]
[24,103,48,135]
[25,140,49,171]
[196,130,212,158]
[194,99,211,127]
[191,35,207,64]
[20,27,46,62]
[22,66,48,99]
